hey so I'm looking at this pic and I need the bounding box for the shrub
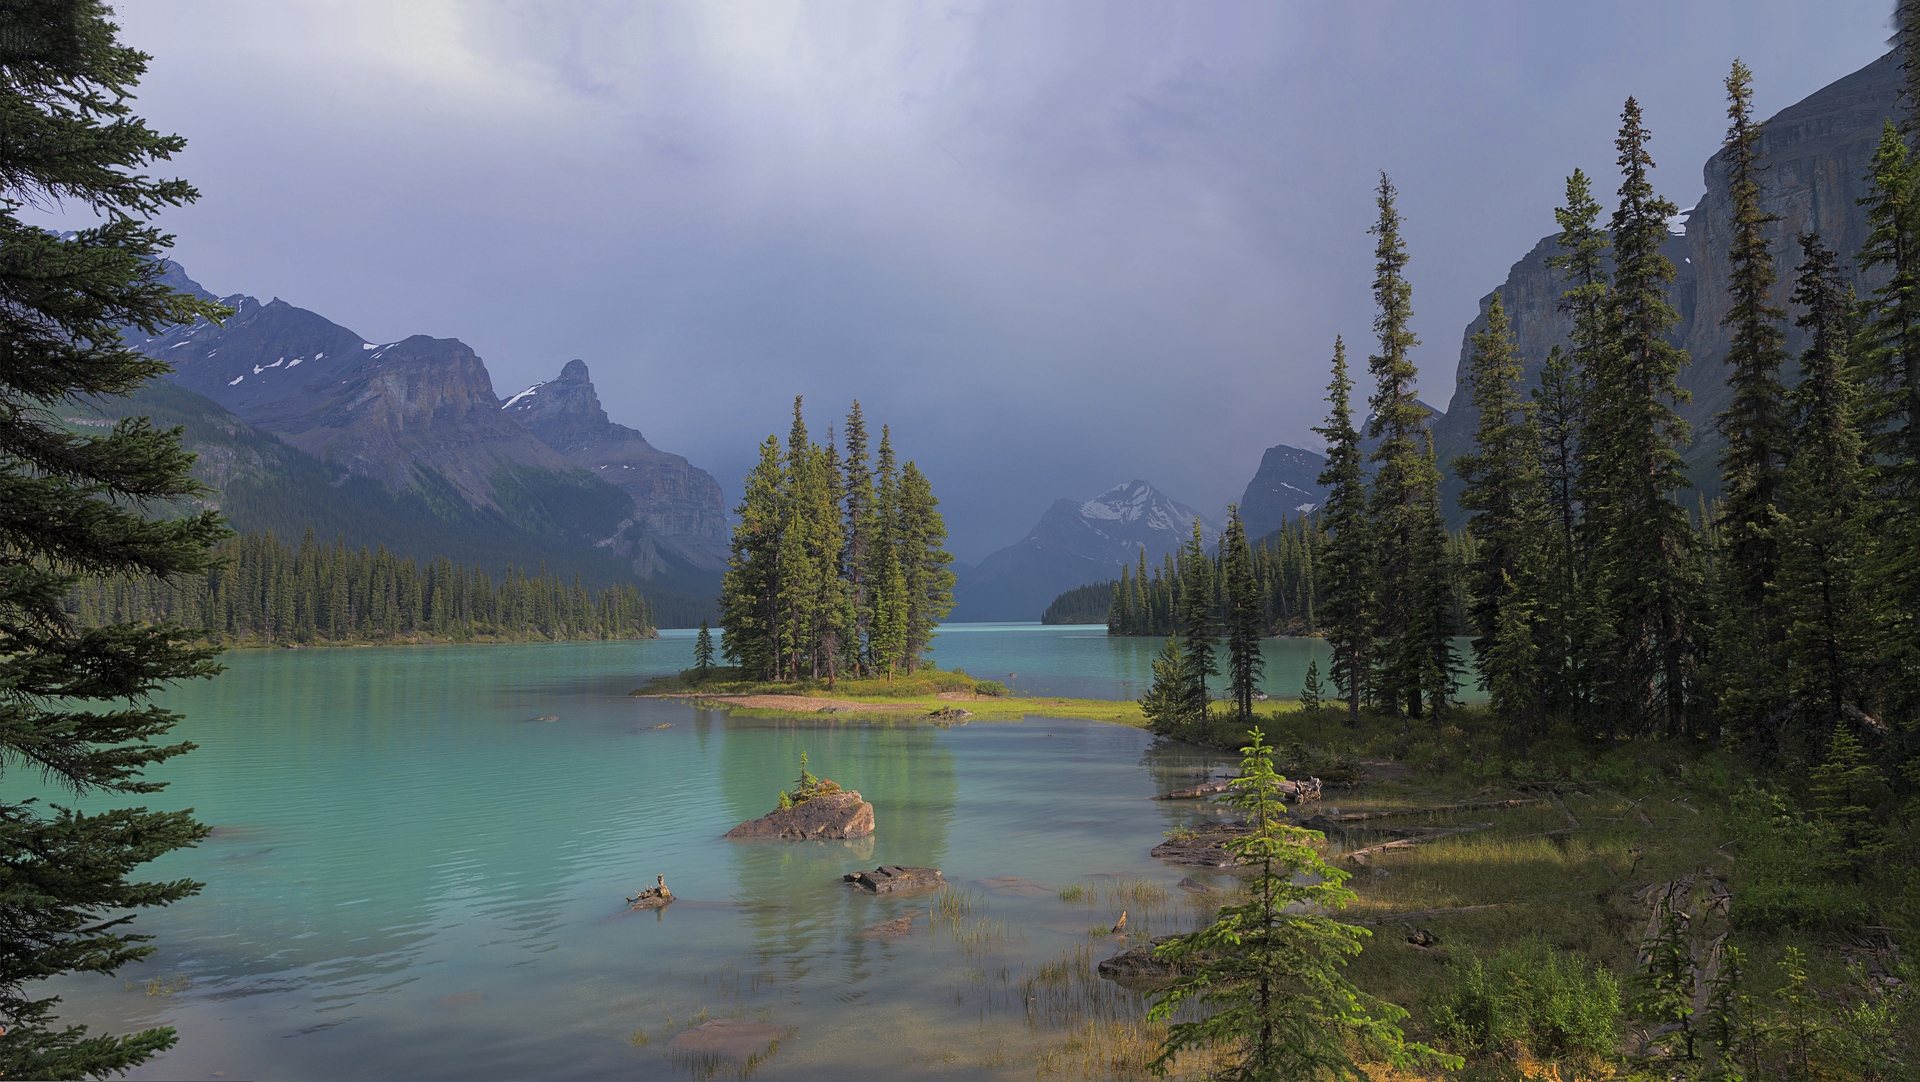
[1429,940,1620,1064]
[973,680,1008,697]
[1727,783,1870,932]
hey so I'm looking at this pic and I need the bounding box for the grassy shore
[629,665,1147,725]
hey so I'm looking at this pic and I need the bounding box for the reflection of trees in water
[719,720,957,990]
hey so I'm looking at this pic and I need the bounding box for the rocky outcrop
[842,865,944,894]
[950,480,1220,622]
[1150,820,1254,868]
[725,790,875,840]
[1430,50,1901,515]
[1097,936,1212,987]
[1236,444,1328,540]
[502,360,730,578]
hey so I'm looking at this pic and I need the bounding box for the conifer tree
[1453,291,1546,725]
[1585,99,1701,740]
[694,620,715,677]
[1107,563,1130,634]
[0,3,235,1074]
[1177,518,1219,721]
[1807,722,1891,879]
[1631,895,1699,1062]
[1533,345,1584,711]
[1855,118,1920,729]
[1775,234,1874,749]
[895,461,955,671]
[1713,59,1792,736]
[1140,634,1196,740]
[1364,173,1427,717]
[841,402,875,675]
[1314,337,1371,724]
[1300,658,1325,713]
[1147,731,1454,1079]
[1409,433,1461,718]
[1221,505,1264,722]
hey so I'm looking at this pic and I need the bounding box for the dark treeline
[1098,512,1473,639]
[1039,581,1113,624]
[720,398,955,682]
[67,528,656,645]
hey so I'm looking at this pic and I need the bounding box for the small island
[726,755,875,840]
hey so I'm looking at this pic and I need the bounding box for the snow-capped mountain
[948,481,1220,622]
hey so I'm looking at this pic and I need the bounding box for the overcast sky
[89,1,1892,562]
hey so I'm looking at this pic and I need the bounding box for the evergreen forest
[719,399,956,682]
[66,528,656,646]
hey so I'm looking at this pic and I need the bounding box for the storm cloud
[86,1,1889,560]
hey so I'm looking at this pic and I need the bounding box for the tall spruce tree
[1410,432,1461,718]
[895,461,955,671]
[0,3,235,1074]
[1363,174,1427,718]
[1314,337,1371,723]
[1585,98,1700,740]
[1533,345,1584,712]
[1453,292,1546,725]
[1774,233,1874,752]
[1221,505,1264,722]
[1178,518,1218,721]
[1713,59,1792,735]
[1855,118,1920,730]
[841,402,875,676]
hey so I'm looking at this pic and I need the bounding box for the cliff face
[1430,50,1900,515]
[1236,444,1328,540]
[502,360,730,575]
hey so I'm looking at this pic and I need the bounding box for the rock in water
[726,790,875,840]
[842,865,944,894]
[1150,820,1253,868]
[627,874,673,910]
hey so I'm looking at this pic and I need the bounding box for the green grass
[631,666,1149,725]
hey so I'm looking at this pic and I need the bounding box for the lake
[18,625,1451,1079]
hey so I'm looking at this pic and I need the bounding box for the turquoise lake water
[18,625,1463,1079]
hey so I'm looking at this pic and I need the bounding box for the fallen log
[1345,823,1493,864]
[1306,798,1537,824]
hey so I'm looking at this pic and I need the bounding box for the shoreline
[632,689,1149,726]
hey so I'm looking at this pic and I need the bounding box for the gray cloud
[89,0,1890,560]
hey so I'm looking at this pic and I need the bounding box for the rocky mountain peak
[1237,444,1329,540]
[501,358,635,456]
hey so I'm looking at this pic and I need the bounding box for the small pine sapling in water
[1300,658,1325,713]
[1146,730,1458,1080]
[1631,894,1698,1062]
[782,752,841,808]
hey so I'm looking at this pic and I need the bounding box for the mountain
[948,480,1221,622]
[1429,49,1900,517]
[127,263,727,621]
[1236,444,1328,539]
[501,359,729,585]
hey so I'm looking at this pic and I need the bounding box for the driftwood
[627,875,674,910]
[1552,794,1582,829]
[1345,822,1493,864]
[1304,798,1536,824]
[1154,776,1322,802]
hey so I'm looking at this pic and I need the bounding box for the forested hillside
[68,530,655,646]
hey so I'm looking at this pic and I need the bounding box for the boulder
[726,790,874,840]
[843,865,944,894]
[1097,936,1213,988]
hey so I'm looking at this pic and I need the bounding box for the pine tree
[1300,658,1325,713]
[1364,173,1428,718]
[1585,98,1701,740]
[1806,721,1890,878]
[1453,291,1546,726]
[1147,731,1454,1079]
[1775,234,1874,750]
[1533,344,1584,712]
[1141,635,1196,740]
[1314,338,1371,724]
[1409,433,1461,718]
[1221,505,1264,722]
[1631,893,1699,1061]
[0,4,234,1074]
[721,436,786,679]
[1855,118,1920,730]
[841,401,875,676]
[1713,58,1792,737]
[694,620,715,677]
[1178,518,1218,723]
[895,461,955,671]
